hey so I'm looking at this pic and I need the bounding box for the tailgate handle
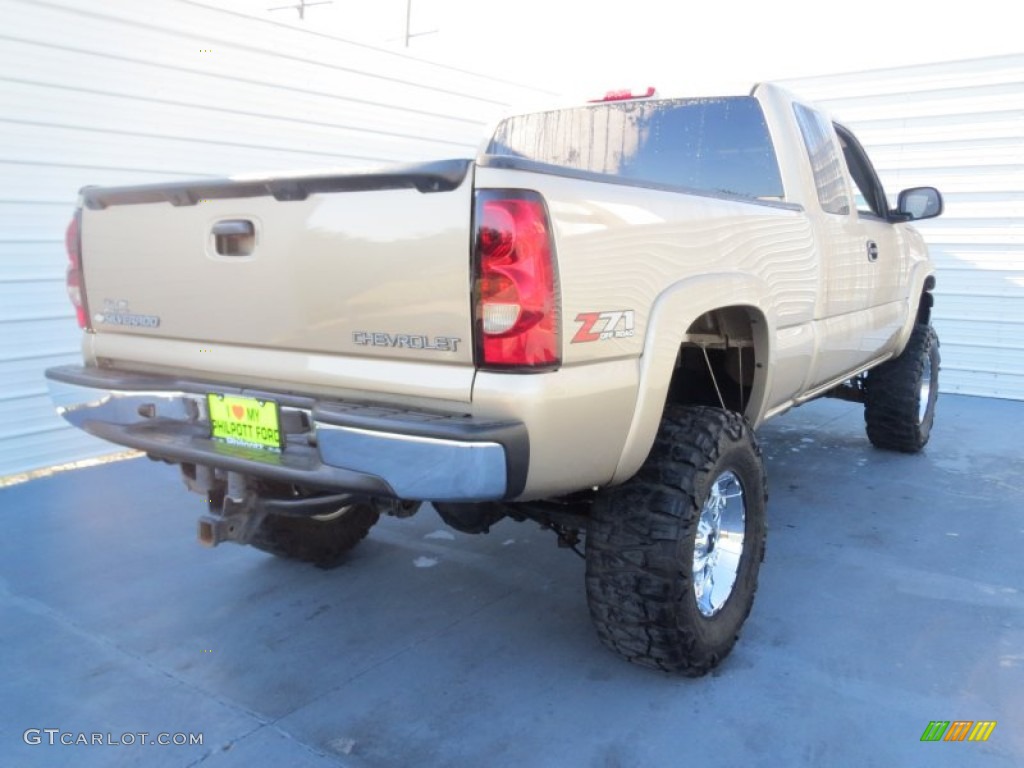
[212,219,255,256]
[212,220,254,237]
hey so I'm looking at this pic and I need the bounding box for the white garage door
[784,54,1024,400]
[0,0,553,478]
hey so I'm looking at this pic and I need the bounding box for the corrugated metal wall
[0,0,553,477]
[783,55,1024,400]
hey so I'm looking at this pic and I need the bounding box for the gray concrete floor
[1,394,1022,767]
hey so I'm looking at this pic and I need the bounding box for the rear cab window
[486,96,785,201]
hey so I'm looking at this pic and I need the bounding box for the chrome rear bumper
[44,365,527,501]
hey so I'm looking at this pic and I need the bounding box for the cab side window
[793,103,849,215]
[834,124,889,219]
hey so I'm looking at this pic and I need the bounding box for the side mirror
[896,187,943,221]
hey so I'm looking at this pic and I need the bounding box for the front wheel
[585,405,767,675]
[864,323,940,453]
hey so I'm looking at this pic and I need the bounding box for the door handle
[866,240,879,261]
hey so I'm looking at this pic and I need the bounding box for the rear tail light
[473,191,560,369]
[65,210,90,329]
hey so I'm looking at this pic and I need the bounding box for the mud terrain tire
[864,324,940,453]
[586,405,767,675]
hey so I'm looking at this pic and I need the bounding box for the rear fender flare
[610,273,774,484]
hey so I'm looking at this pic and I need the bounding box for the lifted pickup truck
[46,83,943,675]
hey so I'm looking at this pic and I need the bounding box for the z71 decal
[572,310,635,343]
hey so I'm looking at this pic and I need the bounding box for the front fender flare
[892,263,937,356]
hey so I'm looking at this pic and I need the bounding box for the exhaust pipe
[195,480,408,548]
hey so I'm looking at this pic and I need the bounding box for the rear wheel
[864,323,940,453]
[585,405,767,675]
[249,502,379,567]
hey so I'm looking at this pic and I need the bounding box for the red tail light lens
[65,211,90,329]
[473,191,559,368]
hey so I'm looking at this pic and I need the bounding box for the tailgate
[80,160,475,369]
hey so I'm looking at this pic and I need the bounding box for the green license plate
[207,394,282,452]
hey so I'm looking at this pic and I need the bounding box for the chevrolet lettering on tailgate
[352,331,461,352]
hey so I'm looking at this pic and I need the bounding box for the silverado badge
[94,299,161,329]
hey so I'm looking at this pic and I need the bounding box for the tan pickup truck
[46,83,943,675]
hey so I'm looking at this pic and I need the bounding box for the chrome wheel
[918,356,932,423]
[693,470,746,617]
